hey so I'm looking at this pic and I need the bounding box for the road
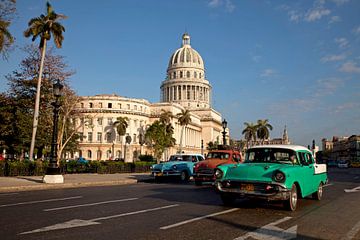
[0,168,359,240]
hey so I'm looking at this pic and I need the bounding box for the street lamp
[43,79,64,183]
[222,119,227,146]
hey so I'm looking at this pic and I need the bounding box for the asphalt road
[0,168,359,240]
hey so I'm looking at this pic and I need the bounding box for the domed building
[73,33,226,161]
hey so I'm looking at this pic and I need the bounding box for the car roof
[249,144,311,152]
[171,154,204,157]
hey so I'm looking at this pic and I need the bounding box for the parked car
[151,154,204,182]
[350,161,360,168]
[327,159,337,167]
[193,149,242,185]
[77,157,89,164]
[337,160,349,168]
[214,145,328,211]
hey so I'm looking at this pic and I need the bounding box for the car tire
[195,180,202,186]
[284,184,298,211]
[220,193,236,206]
[180,171,189,182]
[312,182,323,200]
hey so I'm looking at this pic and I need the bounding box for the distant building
[318,135,360,163]
[73,33,226,161]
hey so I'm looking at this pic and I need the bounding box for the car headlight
[150,166,153,170]
[214,169,223,179]
[273,170,285,182]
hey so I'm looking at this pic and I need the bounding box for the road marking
[44,198,138,211]
[0,192,19,196]
[234,216,297,240]
[341,220,360,240]
[344,186,360,193]
[20,204,179,235]
[0,196,83,208]
[160,208,239,230]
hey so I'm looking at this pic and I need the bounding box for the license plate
[241,184,254,192]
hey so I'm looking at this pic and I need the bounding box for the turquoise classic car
[214,145,328,211]
[151,154,204,182]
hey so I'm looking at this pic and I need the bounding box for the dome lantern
[182,33,190,46]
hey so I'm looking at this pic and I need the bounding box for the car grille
[220,181,279,193]
[197,168,214,175]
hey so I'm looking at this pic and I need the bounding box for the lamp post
[222,119,227,146]
[43,80,64,183]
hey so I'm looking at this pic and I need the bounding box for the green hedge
[0,160,155,176]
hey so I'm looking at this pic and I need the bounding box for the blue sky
[1,0,360,148]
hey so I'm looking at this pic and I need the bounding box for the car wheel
[195,180,202,186]
[220,193,236,206]
[312,182,323,200]
[180,171,189,182]
[284,184,298,211]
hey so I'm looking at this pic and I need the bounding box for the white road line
[341,220,360,240]
[0,193,19,196]
[160,208,239,230]
[44,198,138,211]
[20,204,179,235]
[0,196,83,208]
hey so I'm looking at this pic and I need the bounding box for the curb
[0,179,139,193]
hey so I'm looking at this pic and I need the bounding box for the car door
[297,151,315,197]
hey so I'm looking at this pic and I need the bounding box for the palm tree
[113,116,129,159]
[0,20,14,54]
[242,122,258,148]
[159,109,173,125]
[256,119,273,144]
[24,2,66,160]
[177,109,191,153]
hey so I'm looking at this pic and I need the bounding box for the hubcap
[318,184,323,198]
[291,189,297,208]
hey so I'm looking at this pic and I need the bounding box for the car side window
[305,153,314,164]
[233,154,240,162]
[298,152,308,165]
[198,156,204,161]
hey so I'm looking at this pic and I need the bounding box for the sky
[1,0,360,148]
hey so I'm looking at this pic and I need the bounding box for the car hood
[222,163,293,182]
[152,161,189,170]
[197,159,229,169]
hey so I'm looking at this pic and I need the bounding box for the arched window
[87,150,92,159]
[186,71,190,78]
[106,150,111,159]
[199,73,202,79]
[116,150,121,158]
[194,72,197,78]
[173,72,176,78]
[180,71,183,78]
[97,150,102,160]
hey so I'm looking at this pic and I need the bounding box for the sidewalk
[0,173,153,193]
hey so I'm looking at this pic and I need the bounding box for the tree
[177,109,191,153]
[3,45,76,160]
[0,0,16,59]
[256,119,273,144]
[24,1,66,160]
[145,120,175,163]
[159,109,173,125]
[113,116,129,159]
[242,122,258,148]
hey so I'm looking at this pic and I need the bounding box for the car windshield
[206,152,229,160]
[245,148,298,164]
[169,155,193,162]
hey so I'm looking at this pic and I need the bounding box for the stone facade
[74,33,226,161]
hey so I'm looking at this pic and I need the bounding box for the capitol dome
[161,33,211,110]
[168,33,204,70]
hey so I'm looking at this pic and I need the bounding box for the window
[81,103,84,108]
[194,72,197,78]
[97,132,102,142]
[79,132,84,142]
[106,132,112,143]
[99,102,103,108]
[173,72,176,78]
[87,150,92,159]
[140,106,143,111]
[186,71,190,78]
[134,105,137,110]
[118,103,122,109]
[97,118,103,125]
[127,104,130,110]
[133,134,137,143]
[199,73,202,79]
[89,102,93,108]
[108,103,112,108]
[88,132,93,142]
[180,71,183,78]
[97,150,102,160]
[107,118,112,125]
[106,150,111,159]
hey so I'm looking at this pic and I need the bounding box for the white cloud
[335,38,349,48]
[328,15,341,24]
[252,55,262,62]
[260,69,277,77]
[305,7,331,22]
[315,78,345,97]
[288,10,303,22]
[331,0,350,6]
[332,102,359,114]
[208,0,235,12]
[339,61,360,73]
[353,26,360,35]
[321,54,346,62]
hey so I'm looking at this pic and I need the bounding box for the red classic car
[193,149,242,185]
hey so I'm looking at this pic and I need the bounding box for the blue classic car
[215,145,328,211]
[151,154,204,182]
